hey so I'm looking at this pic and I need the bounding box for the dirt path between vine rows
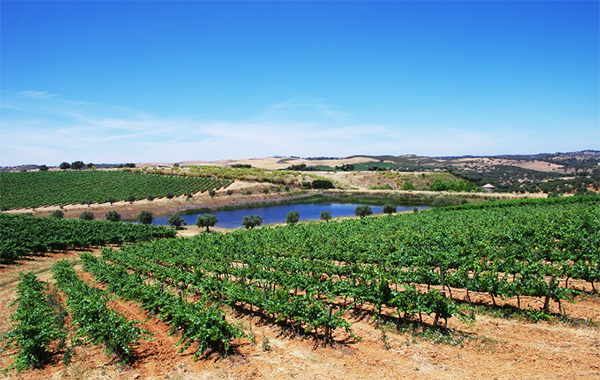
[1,250,599,380]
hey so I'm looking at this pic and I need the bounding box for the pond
[151,202,428,228]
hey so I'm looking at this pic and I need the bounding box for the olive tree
[285,211,300,225]
[51,210,64,218]
[242,215,262,229]
[196,214,218,232]
[320,211,332,222]
[79,211,94,220]
[71,160,84,170]
[354,205,373,219]
[138,210,153,224]
[167,214,184,229]
[106,210,121,222]
[383,204,397,215]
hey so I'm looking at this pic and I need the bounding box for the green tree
[127,194,136,204]
[320,211,332,222]
[311,180,334,189]
[285,211,300,225]
[80,211,94,220]
[38,165,49,172]
[354,205,373,219]
[167,214,184,229]
[51,210,64,218]
[383,204,397,215]
[196,214,218,232]
[71,161,84,170]
[106,210,121,222]
[138,210,153,225]
[106,196,117,205]
[146,195,155,201]
[242,215,262,229]
[209,190,217,197]
[59,162,70,170]
[430,179,448,192]
[226,189,234,196]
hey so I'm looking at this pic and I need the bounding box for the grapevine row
[0,170,233,209]
[79,253,245,359]
[0,213,176,263]
[52,260,151,363]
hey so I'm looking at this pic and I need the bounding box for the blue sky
[1,1,598,166]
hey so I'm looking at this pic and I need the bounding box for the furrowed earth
[1,247,599,380]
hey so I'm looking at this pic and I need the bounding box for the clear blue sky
[1,1,598,166]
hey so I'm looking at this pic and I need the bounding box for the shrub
[354,205,373,219]
[320,211,332,222]
[196,214,218,232]
[167,214,184,229]
[80,211,94,220]
[242,215,262,229]
[138,210,153,225]
[285,211,300,225]
[106,210,121,222]
[383,204,397,214]
[312,180,334,189]
[51,210,64,218]
[226,189,234,196]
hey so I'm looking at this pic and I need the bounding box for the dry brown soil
[1,248,599,380]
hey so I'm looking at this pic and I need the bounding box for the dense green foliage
[166,214,184,228]
[0,213,176,263]
[354,205,373,218]
[79,211,94,220]
[1,272,65,371]
[105,210,121,222]
[83,196,598,342]
[430,179,479,192]
[382,204,397,214]
[242,215,262,229]
[52,260,150,363]
[138,210,153,225]
[285,211,300,225]
[196,214,218,232]
[0,171,232,209]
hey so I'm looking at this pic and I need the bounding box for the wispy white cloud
[1,91,589,166]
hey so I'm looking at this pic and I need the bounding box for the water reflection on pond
[151,202,428,229]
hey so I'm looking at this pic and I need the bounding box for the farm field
[1,196,599,379]
[0,171,233,210]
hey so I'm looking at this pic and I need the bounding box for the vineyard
[0,171,233,209]
[0,213,176,263]
[80,196,598,346]
[1,195,599,378]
